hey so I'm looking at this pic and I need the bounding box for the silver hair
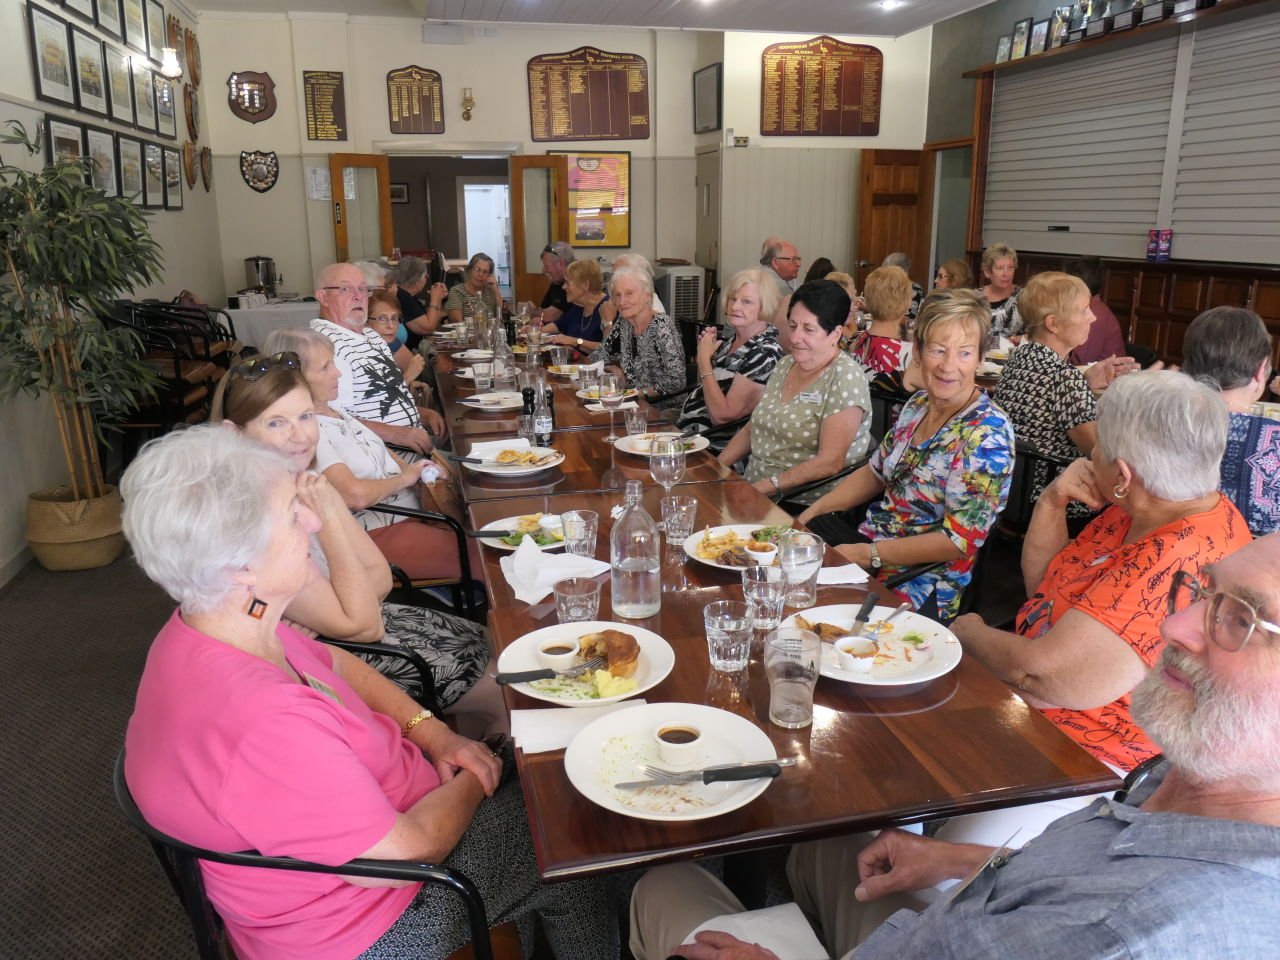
[609,265,654,301]
[121,424,294,614]
[466,252,495,278]
[612,253,654,278]
[1095,370,1227,502]
[759,239,783,267]
[351,260,389,289]
[262,327,334,366]
[395,255,428,286]
[881,252,911,272]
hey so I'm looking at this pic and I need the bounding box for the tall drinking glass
[599,373,625,444]
[778,530,824,608]
[649,437,686,530]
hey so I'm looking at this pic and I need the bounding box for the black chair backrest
[1001,441,1074,535]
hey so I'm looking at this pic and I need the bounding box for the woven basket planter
[25,485,126,571]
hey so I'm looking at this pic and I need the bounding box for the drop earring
[246,596,268,620]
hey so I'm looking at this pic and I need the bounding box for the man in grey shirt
[760,237,802,297]
[631,534,1280,960]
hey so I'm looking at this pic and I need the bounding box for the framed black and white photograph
[389,182,409,204]
[45,115,83,165]
[104,42,133,126]
[96,0,123,39]
[995,35,1012,64]
[693,62,722,134]
[70,26,108,116]
[28,4,76,109]
[1010,17,1034,59]
[146,0,164,64]
[1029,19,1050,56]
[132,62,156,131]
[121,0,145,55]
[117,134,144,204]
[154,74,176,138]
[162,145,182,209]
[62,0,94,23]
[142,140,163,207]
[83,125,118,195]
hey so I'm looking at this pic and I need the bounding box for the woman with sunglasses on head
[209,350,501,737]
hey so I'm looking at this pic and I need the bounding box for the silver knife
[614,758,792,790]
[848,594,880,638]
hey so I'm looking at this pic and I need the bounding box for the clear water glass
[764,628,821,728]
[660,496,697,543]
[472,361,493,392]
[704,600,754,672]
[561,510,599,557]
[580,368,600,393]
[599,373,625,444]
[553,577,601,623]
[516,415,537,445]
[550,346,569,367]
[741,565,785,631]
[624,408,647,436]
[778,530,823,608]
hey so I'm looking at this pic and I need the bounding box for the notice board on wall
[760,35,883,137]
[527,46,649,142]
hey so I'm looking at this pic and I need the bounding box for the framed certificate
[162,145,182,209]
[70,26,108,116]
[693,62,722,134]
[28,4,76,109]
[117,134,144,204]
[133,62,156,131]
[84,125,119,195]
[142,140,163,208]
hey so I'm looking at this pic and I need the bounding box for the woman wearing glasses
[444,253,502,324]
[367,290,427,383]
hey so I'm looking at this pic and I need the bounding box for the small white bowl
[654,723,702,769]
[834,636,877,673]
[536,637,580,671]
[744,542,778,565]
[538,514,564,533]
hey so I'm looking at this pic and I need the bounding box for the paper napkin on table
[585,400,639,413]
[511,700,647,754]
[468,437,531,460]
[817,563,870,585]
[683,903,828,960]
[499,536,610,604]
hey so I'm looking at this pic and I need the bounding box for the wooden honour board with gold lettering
[303,70,347,141]
[527,46,649,142]
[386,65,444,135]
[760,35,883,137]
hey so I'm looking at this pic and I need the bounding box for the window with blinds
[983,38,1179,259]
[1172,16,1280,264]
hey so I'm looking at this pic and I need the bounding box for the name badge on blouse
[796,390,822,404]
[303,673,343,705]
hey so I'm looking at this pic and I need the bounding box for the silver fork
[640,757,797,782]
[563,655,606,677]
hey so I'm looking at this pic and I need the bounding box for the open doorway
[930,144,973,280]
[458,178,511,288]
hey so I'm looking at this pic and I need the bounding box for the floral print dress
[859,391,1015,619]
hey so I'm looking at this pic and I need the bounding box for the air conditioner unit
[653,265,706,325]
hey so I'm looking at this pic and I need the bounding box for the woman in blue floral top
[799,290,1015,620]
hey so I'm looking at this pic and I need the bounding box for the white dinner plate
[454,349,495,362]
[452,366,476,380]
[781,604,962,688]
[512,343,554,355]
[458,391,523,412]
[614,432,711,458]
[463,445,565,477]
[576,387,640,401]
[547,364,580,377]
[497,621,674,706]
[564,702,778,821]
[477,515,565,552]
[682,524,787,572]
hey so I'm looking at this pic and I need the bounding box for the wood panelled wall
[1013,252,1280,367]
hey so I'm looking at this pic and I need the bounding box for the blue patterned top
[1221,411,1280,536]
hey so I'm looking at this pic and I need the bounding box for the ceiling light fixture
[878,0,904,10]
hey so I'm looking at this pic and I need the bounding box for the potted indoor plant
[0,120,162,570]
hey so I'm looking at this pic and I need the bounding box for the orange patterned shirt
[1016,495,1248,771]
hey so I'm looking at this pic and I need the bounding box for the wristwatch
[869,543,883,571]
[770,475,782,496]
[576,337,584,347]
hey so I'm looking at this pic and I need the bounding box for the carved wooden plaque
[386,65,444,135]
[527,46,650,142]
[760,36,883,137]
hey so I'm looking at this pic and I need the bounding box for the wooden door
[509,155,571,305]
[329,153,393,263]
[855,149,932,292]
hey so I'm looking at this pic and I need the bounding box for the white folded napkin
[499,536,610,603]
[817,563,869,585]
[586,400,639,413]
[468,437,531,460]
[683,903,828,960]
[511,700,647,754]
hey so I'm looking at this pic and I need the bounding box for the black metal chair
[366,501,484,623]
[322,637,444,719]
[998,440,1076,538]
[114,751,494,960]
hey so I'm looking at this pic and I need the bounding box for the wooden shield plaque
[227,70,275,123]
[184,27,201,88]
[184,84,199,139]
[240,150,278,192]
[182,140,196,189]
[199,145,212,191]
[166,13,181,52]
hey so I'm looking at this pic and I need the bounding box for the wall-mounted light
[462,87,475,121]
[160,46,183,80]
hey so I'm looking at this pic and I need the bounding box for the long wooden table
[466,481,1121,881]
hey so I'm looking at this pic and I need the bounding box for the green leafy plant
[0,119,163,501]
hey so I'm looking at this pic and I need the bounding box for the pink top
[1069,295,1126,365]
[125,611,440,960]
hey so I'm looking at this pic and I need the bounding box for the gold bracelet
[402,709,432,738]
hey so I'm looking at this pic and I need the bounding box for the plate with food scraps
[682,524,794,571]
[459,391,524,412]
[781,604,962,688]
[613,432,711,457]
[497,621,674,707]
[453,349,495,362]
[547,364,580,377]
[564,702,778,821]
[463,446,565,477]
[478,514,565,551]
[512,343,554,355]
[575,387,640,401]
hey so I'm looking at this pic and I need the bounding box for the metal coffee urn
[244,255,278,297]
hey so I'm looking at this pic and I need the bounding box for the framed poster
[28,4,76,109]
[693,62,722,134]
[995,35,1012,64]
[117,134,143,204]
[62,0,94,22]
[1010,18,1033,60]
[1028,19,1050,55]
[83,125,118,195]
[142,140,163,207]
[121,0,145,55]
[96,0,123,39]
[104,42,134,126]
[548,150,631,248]
[45,115,83,165]
[132,62,156,131]
[162,145,182,209]
[70,26,108,116]
[146,0,164,63]
[389,182,409,203]
[154,74,176,138]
